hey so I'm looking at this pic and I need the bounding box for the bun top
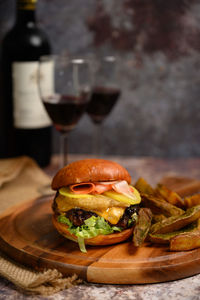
[51,159,131,190]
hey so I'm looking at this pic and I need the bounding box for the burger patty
[66,209,97,227]
[117,205,139,228]
[64,205,140,229]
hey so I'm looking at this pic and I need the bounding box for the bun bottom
[52,215,133,246]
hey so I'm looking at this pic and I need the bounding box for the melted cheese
[56,195,125,225]
[93,207,125,224]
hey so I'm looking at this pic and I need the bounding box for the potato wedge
[170,231,200,251]
[149,220,200,244]
[184,194,200,208]
[141,194,185,217]
[150,205,200,234]
[133,208,152,247]
[152,214,167,223]
[155,184,184,208]
[134,178,155,195]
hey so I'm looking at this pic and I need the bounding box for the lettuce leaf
[57,215,122,252]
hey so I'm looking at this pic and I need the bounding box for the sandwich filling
[53,180,141,252]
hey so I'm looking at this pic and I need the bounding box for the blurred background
[1,0,200,158]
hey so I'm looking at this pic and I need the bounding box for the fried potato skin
[155,184,185,208]
[149,220,200,244]
[184,194,200,208]
[152,214,167,223]
[134,178,155,195]
[150,205,200,234]
[133,208,152,247]
[170,231,200,251]
[141,194,184,217]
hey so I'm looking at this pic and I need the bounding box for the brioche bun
[52,215,133,246]
[52,159,131,190]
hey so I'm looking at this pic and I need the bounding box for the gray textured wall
[1,0,200,158]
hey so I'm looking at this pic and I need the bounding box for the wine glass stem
[93,122,103,157]
[60,132,69,167]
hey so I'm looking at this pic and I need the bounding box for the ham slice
[112,180,134,198]
[69,180,134,196]
[96,181,119,185]
[94,184,112,194]
[70,182,113,194]
[70,183,95,194]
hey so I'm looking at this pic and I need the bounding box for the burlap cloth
[0,156,81,295]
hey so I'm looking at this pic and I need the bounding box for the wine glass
[86,55,121,156]
[38,54,91,167]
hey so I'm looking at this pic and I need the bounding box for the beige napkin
[0,156,81,295]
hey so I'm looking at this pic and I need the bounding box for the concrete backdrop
[1,0,200,158]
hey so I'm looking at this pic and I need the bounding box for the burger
[51,159,141,252]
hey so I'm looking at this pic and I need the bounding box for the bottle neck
[16,0,37,26]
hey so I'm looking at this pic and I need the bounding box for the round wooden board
[1,196,200,284]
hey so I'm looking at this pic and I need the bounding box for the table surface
[1,154,200,300]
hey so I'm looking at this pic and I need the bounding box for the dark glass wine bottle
[1,0,52,167]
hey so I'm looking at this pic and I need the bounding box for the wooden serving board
[1,177,200,284]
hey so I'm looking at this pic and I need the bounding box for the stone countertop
[1,155,200,300]
[1,274,200,300]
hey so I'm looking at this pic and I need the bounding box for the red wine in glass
[43,93,89,133]
[87,86,121,124]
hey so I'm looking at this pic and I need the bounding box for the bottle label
[17,0,37,10]
[12,61,53,129]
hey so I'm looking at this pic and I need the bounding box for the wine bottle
[1,0,52,167]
